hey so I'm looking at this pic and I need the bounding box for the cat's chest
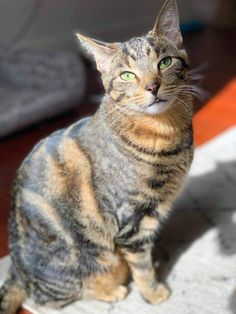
[102,146,186,188]
[96,149,186,211]
[96,148,158,195]
[90,128,193,211]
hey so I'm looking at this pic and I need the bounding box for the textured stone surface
[0,126,236,314]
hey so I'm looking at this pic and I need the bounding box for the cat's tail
[0,273,27,314]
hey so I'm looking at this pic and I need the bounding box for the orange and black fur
[0,0,194,312]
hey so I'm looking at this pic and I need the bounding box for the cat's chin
[145,101,172,115]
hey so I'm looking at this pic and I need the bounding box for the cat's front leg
[122,247,170,304]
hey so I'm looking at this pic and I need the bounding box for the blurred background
[0,0,235,51]
[0,1,236,313]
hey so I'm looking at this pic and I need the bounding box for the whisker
[108,106,133,129]
[173,96,189,113]
[176,85,209,102]
[107,104,123,115]
[188,62,209,75]
[187,74,205,85]
[177,91,200,102]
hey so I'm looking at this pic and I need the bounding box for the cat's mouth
[149,97,167,107]
[145,97,171,114]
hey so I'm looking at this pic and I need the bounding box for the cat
[0,0,194,312]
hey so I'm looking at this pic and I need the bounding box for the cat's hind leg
[82,250,130,302]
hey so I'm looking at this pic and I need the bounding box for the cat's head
[76,0,190,115]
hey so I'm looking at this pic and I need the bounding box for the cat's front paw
[110,285,129,302]
[142,283,171,305]
[97,285,129,303]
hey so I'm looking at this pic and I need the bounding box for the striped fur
[0,0,194,311]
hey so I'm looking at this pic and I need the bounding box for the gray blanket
[0,45,86,138]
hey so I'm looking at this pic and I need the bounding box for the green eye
[159,57,172,70]
[120,71,136,81]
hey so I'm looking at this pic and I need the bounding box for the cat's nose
[145,82,160,95]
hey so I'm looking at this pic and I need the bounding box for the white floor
[0,127,236,314]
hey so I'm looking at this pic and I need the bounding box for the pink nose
[145,82,160,95]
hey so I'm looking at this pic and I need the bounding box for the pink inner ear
[151,1,182,47]
[76,33,117,73]
[164,23,179,41]
[96,56,110,73]
[162,10,181,41]
[90,45,116,73]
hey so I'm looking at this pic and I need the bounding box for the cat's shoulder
[21,116,92,167]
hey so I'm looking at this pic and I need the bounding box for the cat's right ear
[149,0,182,47]
[76,33,118,73]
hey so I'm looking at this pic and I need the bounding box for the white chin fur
[146,101,171,115]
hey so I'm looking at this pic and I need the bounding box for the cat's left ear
[150,0,182,47]
[76,33,118,73]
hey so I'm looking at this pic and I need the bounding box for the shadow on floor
[153,160,236,313]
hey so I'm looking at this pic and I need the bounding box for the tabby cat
[0,0,194,312]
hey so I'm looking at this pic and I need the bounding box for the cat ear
[76,33,118,73]
[150,0,182,47]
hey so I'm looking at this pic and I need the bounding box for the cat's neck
[96,95,193,153]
